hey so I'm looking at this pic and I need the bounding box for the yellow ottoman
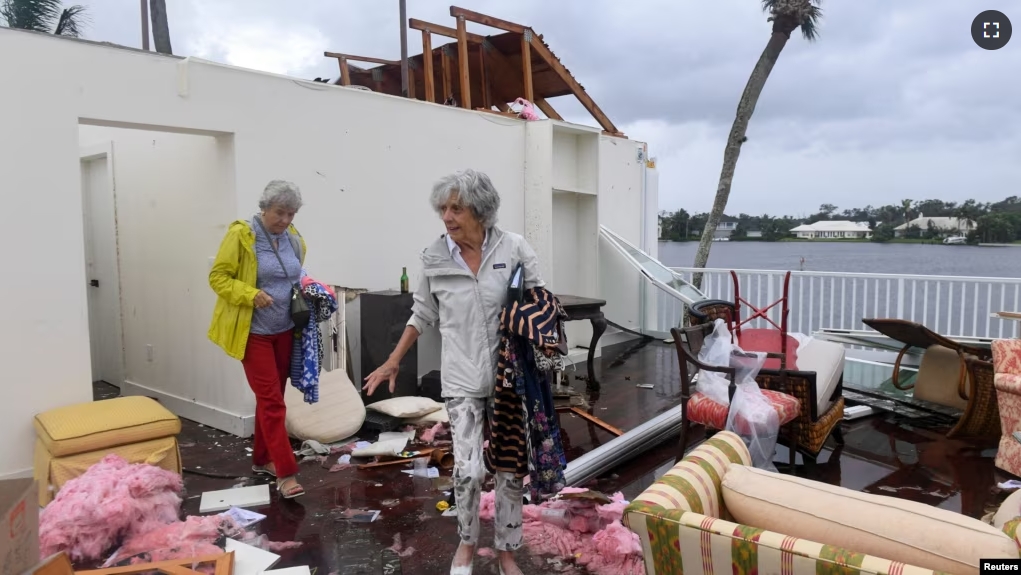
[33,396,183,506]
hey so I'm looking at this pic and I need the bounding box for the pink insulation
[419,422,449,444]
[39,454,184,561]
[107,515,240,566]
[477,489,643,575]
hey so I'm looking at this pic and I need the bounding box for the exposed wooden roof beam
[324,52,400,67]
[409,18,485,44]
[449,6,526,34]
[534,97,562,121]
[527,36,621,135]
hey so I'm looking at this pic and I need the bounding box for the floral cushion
[994,339,1021,375]
[688,390,800,432]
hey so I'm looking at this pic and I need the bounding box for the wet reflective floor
[91,338,1015,574]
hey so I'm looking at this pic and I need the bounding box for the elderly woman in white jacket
[364,169,542,575]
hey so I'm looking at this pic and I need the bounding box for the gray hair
[429,169,500,228]
[259,180,303,211]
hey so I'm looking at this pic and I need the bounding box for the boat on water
[942,235,967,245]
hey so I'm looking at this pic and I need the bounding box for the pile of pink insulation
[478,487,644,575]
[38,454,299,566]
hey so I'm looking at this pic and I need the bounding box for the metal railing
[653,268,1021,339]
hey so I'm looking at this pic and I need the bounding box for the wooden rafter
[520,33,534,102]
[421,30,435,102]
[448,5,623,136]
[527,36,621,134]
[441,45,453,103]
[409,18,485,44]
[324,52,400,67]
[455,15,471,109]
[534,97,562,121]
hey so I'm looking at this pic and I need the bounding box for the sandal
[276,476,305,499]
[252,465,277,477]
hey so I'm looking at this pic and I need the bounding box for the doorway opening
[77,123,236,395]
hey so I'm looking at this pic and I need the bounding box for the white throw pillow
[365,396,442,419]
[407,407,449,424]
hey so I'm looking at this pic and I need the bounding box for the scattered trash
[382,499,401,507]
[329,454,354,472]
[225,537,281,573]
[477,547,495,558]
[436,500,450,512]
[387,533,416,558]
[441,507,458,517]
[332,509,381,523]
[200,484,271,513]
[296,439,332,458]
[999,480,1021,490]
[225,506,266,528]
[401,467,440,479]
[635,384,654,389]
[245,447,254,453]
[420,422,449,444]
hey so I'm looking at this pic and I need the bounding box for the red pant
[242,332,298,478]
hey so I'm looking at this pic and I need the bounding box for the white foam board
[263,567,312,575]
[199,484,271,513]
[225,538,281,575]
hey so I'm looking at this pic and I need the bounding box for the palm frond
[0,0,63,32]
[53,4,87,37]
[762,0,823,40]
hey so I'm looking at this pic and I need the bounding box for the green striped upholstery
[623,431,949,575]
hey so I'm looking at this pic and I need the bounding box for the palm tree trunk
[149,0,172,54]
[691,30,790,289]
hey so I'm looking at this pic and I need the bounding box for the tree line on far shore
[659,196,1021,244]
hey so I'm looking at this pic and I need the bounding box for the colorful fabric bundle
[289,275,338,404]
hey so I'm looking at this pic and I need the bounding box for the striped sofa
[623,432,944,575]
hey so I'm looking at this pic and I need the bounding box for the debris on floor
[478,487,644,575]
[39,454,302,568]
[331,508,381,523]
[199,484,271,513]
[387,533,416,558]
[419,422,449,444]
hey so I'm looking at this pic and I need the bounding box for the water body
[658,241,1017,278]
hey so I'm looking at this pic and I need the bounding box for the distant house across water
[893,215,974,237]
[789,220,873,239]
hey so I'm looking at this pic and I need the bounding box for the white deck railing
[653,268,1021,339]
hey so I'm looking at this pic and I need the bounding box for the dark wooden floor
[92,337,1014,575]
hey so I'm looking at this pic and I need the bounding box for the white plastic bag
[695,319,735,405]
[724,351,779,472]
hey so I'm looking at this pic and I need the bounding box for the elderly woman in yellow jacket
[208,180,307,499]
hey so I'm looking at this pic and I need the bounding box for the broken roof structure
[324,6,624,137]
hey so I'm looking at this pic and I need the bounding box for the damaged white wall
[0,28,654,478]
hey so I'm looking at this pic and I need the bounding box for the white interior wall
[0,29,650,476]
[598,137,645,332]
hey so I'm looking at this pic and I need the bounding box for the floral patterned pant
[447,397,523,551]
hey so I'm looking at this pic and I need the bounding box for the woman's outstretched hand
[363,358,399,396]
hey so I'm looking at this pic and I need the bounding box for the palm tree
[1,0,88,37]
[691,0,822,288]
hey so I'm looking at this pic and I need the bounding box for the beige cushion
[994,490,1021,529]
[722,464,1017,575]
[914,345,969,410]
[797,339,845,414]
[285,368,365,444]
[407,407,449,424]
[366,396,442,419]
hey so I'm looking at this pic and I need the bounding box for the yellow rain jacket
[207,219,307,360]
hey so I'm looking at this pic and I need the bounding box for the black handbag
[254,217,311,330]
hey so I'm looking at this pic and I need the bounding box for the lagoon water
[658,241,1018,278]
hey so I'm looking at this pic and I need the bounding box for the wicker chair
[671,323,800,471]
[687,299,736,327]
[946,355,1001,440]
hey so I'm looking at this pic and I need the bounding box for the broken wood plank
[534,97,562,120]
[324,51,400,67]
[449,6,527,34]
[527,36,621,135]
[421,31,435,102]
[337,56,351,86]
[478,43,489,108]
[455,16,471,109]
[557,406,625,436]
[409,18,485,44]
[76,552,235,575]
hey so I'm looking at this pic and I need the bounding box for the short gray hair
[429,169,500,228]
[259,180,303,211]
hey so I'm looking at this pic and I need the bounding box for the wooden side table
[557,295,608,385]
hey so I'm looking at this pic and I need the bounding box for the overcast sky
[76,0,1020,217]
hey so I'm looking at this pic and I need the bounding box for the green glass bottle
[400,267,409,293]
